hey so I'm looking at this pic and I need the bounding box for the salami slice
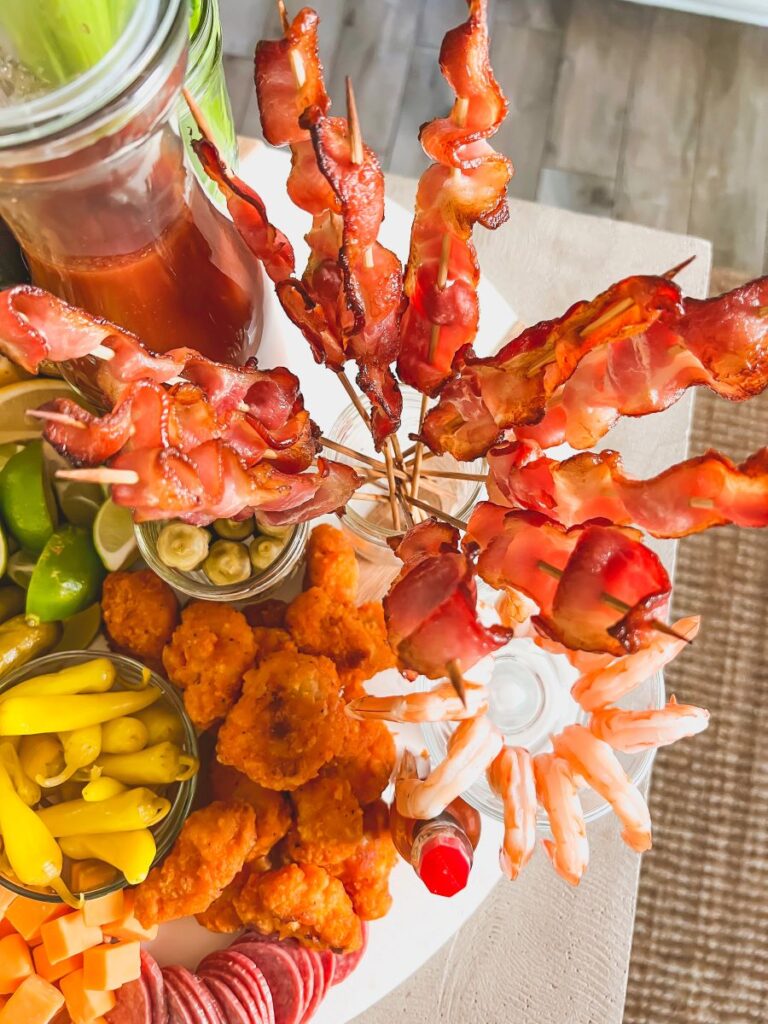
[231,944,303,1024]
[198,952,271,1024]
[141,951,169,1024]
[203,975,252,1024]
[199,968,264,1024]
[331,923,369,986]
[300,953,324,1023]
[277,946,314,1021]
[316,952,334,998]
[105,978,151,1024]
[166,966,224,1024]
[163,970,197,1024]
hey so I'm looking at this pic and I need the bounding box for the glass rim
[0,648,197,904]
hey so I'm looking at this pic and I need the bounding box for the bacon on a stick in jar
[487,438,768,537]
[397,0,513,399]
[464,503,672,656]
[383,518,512,702]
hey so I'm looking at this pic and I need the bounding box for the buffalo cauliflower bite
[216,651,346,791]
[162,602,256,730]
[304,524,359,602]
[210,762,292,858]
[323,717,395,805]
[102,570,179,670]
[134,801,256,926]
[334,801,398,921]
[285,777,363,868]
[234,862,362,952]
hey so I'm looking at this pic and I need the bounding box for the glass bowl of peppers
[0,650,199,906]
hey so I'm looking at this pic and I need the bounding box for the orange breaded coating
[252,626,297,663]
[234,862,362,953]
[334,801,397,921]
[217,651,346,791]
[304,524,359,602]
[134,801,256,926]
[285,777,363,868]
[102,570,179,669]
[210,762,292,858]
[323,718,395,806]
[338,601,396,697]
[195,868,248,933]
[162,602,256,731]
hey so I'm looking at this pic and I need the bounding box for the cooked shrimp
[395,716,502,820]
[532,753,588,887]
[590,696,709,753]
[487,746,537,881]
[552,725,652,854]
[346,681,488,724]
[571,615,700,712]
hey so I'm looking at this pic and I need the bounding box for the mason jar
[0,0,264,369]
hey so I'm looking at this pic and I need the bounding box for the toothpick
[183,87,221,161]
[27,409,86,430]
[276,0,290,33]
[579,297,635,339]
[663,255,695,280]
[447,659,467,708]
[346,76,364,166]
[689,497,715,509]
[383,443,401,530]
[56,468,139,486]
[320,436,408,480]
[402,494,467,531]
[335,370,371,430]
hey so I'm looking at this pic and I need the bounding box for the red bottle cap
[416,833,472,897]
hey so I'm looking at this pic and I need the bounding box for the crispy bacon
[384,518,511,678]
[464,503,671,656]
[420,274,683,458]
[488,438,768,537]
[396,0,513,397]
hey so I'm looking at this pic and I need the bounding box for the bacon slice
[384,518,511,679]
[487,438,768,537]
[397,0,513,397]
[464,502,671,656]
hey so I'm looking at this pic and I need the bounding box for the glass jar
[135,518,309,603]
[0,0,264,368]
[0,649,198,905]
[328,391,486,564]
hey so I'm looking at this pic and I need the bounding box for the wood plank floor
[221,0,768,278]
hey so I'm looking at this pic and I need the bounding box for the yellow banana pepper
[101,716,149,755]
[0,685,161,735]
[0,758,79,907]
[59,830,156,886]
[37,786,171,837]
[94,742,198,786]
[0,740,40,806]
[0,657,116,702]
[18,734,65,785]
[82,776,127,802]
[135,702,185,746]
[39,726,102,788]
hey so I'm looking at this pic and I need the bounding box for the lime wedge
[93,499,138,572]
[26,525,105,623]
[53,603,102,653]
[0,443,24,474]
[0,378,75,441]
[0,356,31,389]
[0,440,58,554]
[55,478,103,528]
[0,524,7,578]
[7,550,36,589]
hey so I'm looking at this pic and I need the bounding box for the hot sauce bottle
[389,750,482,897]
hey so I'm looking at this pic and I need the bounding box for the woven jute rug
[624,356,768,1018]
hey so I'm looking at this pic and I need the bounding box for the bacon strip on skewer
[487,438,768,537]
[464,503,672,656]
[423,275,768,461]
[397,0,513,398]
[383,518,512,698]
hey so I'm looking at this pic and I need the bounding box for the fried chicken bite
[102,570,179,670]
[252,626,297,663]
[234,862,362,953]
[210,762,292,858]
[323,718,395,806]
[305,524,359,602]
[134,801,256,927]
[162,602,256,731]
[285,777,363,868]
[334,801,397,921]
[195,868,248,933]
[217,651,346,791]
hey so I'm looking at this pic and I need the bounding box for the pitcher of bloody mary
[0,0,264,375]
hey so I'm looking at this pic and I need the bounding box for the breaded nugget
[285,777,363,868]
[102,570,179,670]
[252,626,297,662]
[323,717,395,806]
[210,761,292,858]
[195,868,248,933]
[234,862,362,952]
[334,801,398,921]
[162,602,256,731]
[216,651,346,791]
[134,801,256,926]
[304,524,359,602]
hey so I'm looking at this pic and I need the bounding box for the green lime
[0,443,24,474]
[53,603,102,653]
[7,550,35,589]
[0,523,7,578]
[93,498,138,572]
[26,525,105,623]
[0,440,58,554]
[55,478,103,528]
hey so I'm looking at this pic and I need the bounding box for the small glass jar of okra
[135,516,309,602]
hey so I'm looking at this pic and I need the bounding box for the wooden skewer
[56,468,139,486]
[663,255,695,280]
[276,0,290,33]
[365,465,485,483]
[383,443,401,530]
[579,297,636,339]
[27,409,86,430]
[402,494,467,531]
[345,78,374,272]
[351,492,388,503]
[319,436,408,481]
[183,87,221,162]
[689,497,715,509]
[447,659,467,707]
[335,370,371,430]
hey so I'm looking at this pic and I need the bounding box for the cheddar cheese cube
[100,893,157,942]
[32,943,83,985]
[40,911,102,966]
[82,891,125,930]
[0,974,64,1024]
[5,900,68,945]
[0,934,33,996]
[83,940,140,992]
[59,970,116,1024]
